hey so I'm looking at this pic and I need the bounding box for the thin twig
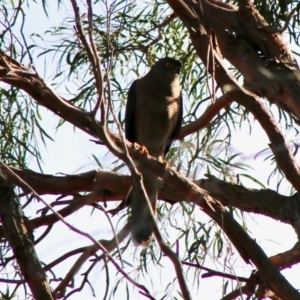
[96,204,124,267]
[70,0,104,118]
[182,261,259,283]
[178,94,233,139]
[86,0,105,117]
[280,7,298,33]
[153,226,192,300]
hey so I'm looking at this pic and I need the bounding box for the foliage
[0,0,299,299]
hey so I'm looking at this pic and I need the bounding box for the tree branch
[178,94,233,139]
[0,172,54,300]
[185,0,300,121]
[2,166,300,236]
[165,0,300,194]
[197,198,300,300]
[222,241,300,299]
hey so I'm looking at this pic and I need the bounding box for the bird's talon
[133,142,139,149]
[163,160,169,169]
[133,143,148,156]
[140,145,148,156]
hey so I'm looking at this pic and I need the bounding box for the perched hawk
[125,57,183,247]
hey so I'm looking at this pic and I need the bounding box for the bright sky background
[3,1,300,299]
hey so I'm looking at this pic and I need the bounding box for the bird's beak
[175,66,181,74]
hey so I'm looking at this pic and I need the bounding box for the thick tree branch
[2,167,300,234]
[0,174,54,300]
[0,59,98,138]
[198,175,300,231]
[184,0,300,121]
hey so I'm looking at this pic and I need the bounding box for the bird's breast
[134,79,181,157]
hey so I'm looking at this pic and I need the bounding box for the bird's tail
[129,172,157,247]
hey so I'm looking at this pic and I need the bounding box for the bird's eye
[165,62,172,68]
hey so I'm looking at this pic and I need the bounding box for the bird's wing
[164,93,183,156]
[125,80,137,143]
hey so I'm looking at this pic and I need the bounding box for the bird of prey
[125,57,183,247]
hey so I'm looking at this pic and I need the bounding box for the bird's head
[151,57,182,81]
